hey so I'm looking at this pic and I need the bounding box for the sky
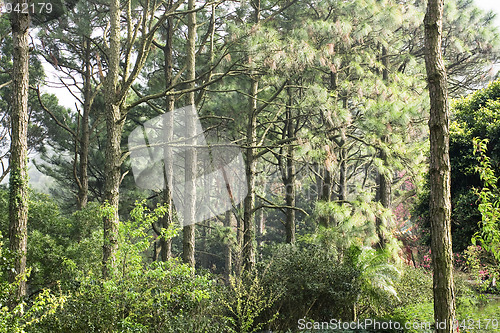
[474,0,500,26]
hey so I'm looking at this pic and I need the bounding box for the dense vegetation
[1,0,500,332]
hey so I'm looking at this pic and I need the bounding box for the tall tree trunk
[243,76,258,270]
[77,38,92,210]
[424,1,456,332]
[235,206,243,275]
[182,0,197,267]
[256,208,265,251]
[338,137,347,202]
[102,0,122,278]
[284,86,295,244]
[8,0,30,300]
[319,72,338,228]
[242,0,260,271]
[159,7,175,262]
[375,46,391,250]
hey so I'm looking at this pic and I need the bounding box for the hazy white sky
[474,0,500,26]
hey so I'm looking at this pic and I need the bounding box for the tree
[424,0,456,332]
[101,0,122,278]
[182,0,197,267]
[400,0,500,97]
[8,0,30,301]
[101,0,180,277]
[35,4,107,210]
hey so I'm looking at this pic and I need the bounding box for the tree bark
[242,0,261,271]
[8,0,30,300]
[338,138,347,202]
[102,0,122,278]
[77,38,92,210]
[375,46,391,250]
[159,4,175,262]
[284,86,295,244]
[375,146,390,249]
[424,0,456,332]
[243,76,258,270]
[235,207,243,275]
[318,168,332,228]
[182,0,197,268]
[224,210,235,279]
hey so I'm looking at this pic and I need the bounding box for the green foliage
[348,246,401,317]
[261,243,360,331]
[115,200,178,278]
[387,266,490,333]
[464,244,498,293]
[0,189,102,290]
[30,202,224,333]
[32,260,222,333]
[471,138,500,264]
[219,272,280,333]
[415,80,500,252]
[28,196,102,290]
[3,0,500,331]
[259,241,400,331]
[0,232,65,333]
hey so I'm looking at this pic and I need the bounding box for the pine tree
[182,0,197,268]
[424,0,457,331]
[8,0,30,300]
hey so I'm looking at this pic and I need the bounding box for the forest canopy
[0,0,500,332]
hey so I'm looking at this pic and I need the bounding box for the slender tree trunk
[159,8,175,262]
[375,46,391,249]
[8,0,30,300]
[235,206,243,275]
[224,210,235,280]
[102,0,122,278]
[243,76,258,270]
[242,0,260,271]
[318,168,331,228]
[338,138,347,202]
[77,39,92,210]
[284,86,296,244]
[159,179,173,261]
[182,0,197,267]
[424,1,456,332]
[256,208,265,251]
[375,147,390,249]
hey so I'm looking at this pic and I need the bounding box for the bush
[0,232,65,333]
[260,244,361,331]
[219,271,280,333]
[31,259,227,333]
[25,201,233,332]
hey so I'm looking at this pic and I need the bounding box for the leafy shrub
[260,243,361,331]
[260,242,402,332]
[219,271,280,333]
[383,266,433,332]
[31,259,224,333]
[29,201,228,332]
[464,245,498,293]
[0,232,65,333]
